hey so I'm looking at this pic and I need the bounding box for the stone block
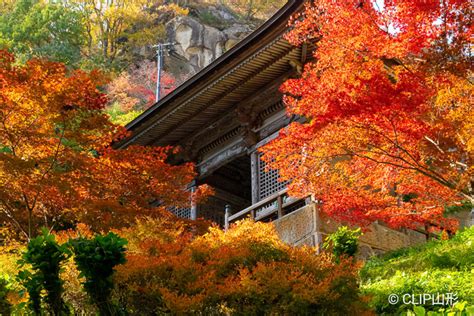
[273,204,316,245]
[294,235,316,247]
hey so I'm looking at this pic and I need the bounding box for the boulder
[167,16,226,70]
[166,15,253,74]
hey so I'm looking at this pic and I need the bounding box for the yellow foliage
[61,258,96,314]
[65,0,158,59]
[0,227,23,278]
[157,3,189,16]
[0,235,25,308]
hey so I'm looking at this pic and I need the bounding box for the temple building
[117,0,308,225]
[115,0,470,256]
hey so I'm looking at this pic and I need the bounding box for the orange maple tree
[107,60,178,113]
[0,51,206,239]
[261,1,472,229]
[114,218,368,315]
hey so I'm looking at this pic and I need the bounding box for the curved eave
[116,0,304,149]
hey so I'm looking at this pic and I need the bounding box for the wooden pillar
[250,151,259,204]
[190,181,197,220]
[277,194,283,219]
[224,204,231,231]
[313,201,323,252]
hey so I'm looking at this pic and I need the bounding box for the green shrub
[106,103,141,126]
[69,232,127,315]
[407,302,474,316]
[361,227,474,314]
[323,226,362,259]
[361,227,474,282]
[363,269,474,314]
[17,229,70,315]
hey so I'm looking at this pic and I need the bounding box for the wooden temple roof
[116,0,306,150]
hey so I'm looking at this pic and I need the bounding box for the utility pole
[152,43,175,102]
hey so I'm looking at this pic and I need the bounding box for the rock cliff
[163,5,255,79]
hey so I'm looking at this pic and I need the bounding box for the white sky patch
[373,0,385,12]
[371,0,399,35]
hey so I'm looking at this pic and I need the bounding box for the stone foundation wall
[272,203,428,259]
[272,203,319,247]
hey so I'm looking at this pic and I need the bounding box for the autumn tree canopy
[262,0,473,229]
[0,51,205,239]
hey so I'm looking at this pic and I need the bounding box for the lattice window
[198,208,225,227]
[169,206,191,219]
[257,153,287,200]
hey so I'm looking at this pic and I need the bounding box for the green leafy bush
[323,226,362,258]
[361,227,474,314]
[408,302,474,316]
[17,229,70,315]
[69,232,127,315]
[106,102,141,126]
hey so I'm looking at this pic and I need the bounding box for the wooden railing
[224,189,307,230]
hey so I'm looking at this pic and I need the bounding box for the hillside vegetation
[361,227,474,314]
[0,0,285,125]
